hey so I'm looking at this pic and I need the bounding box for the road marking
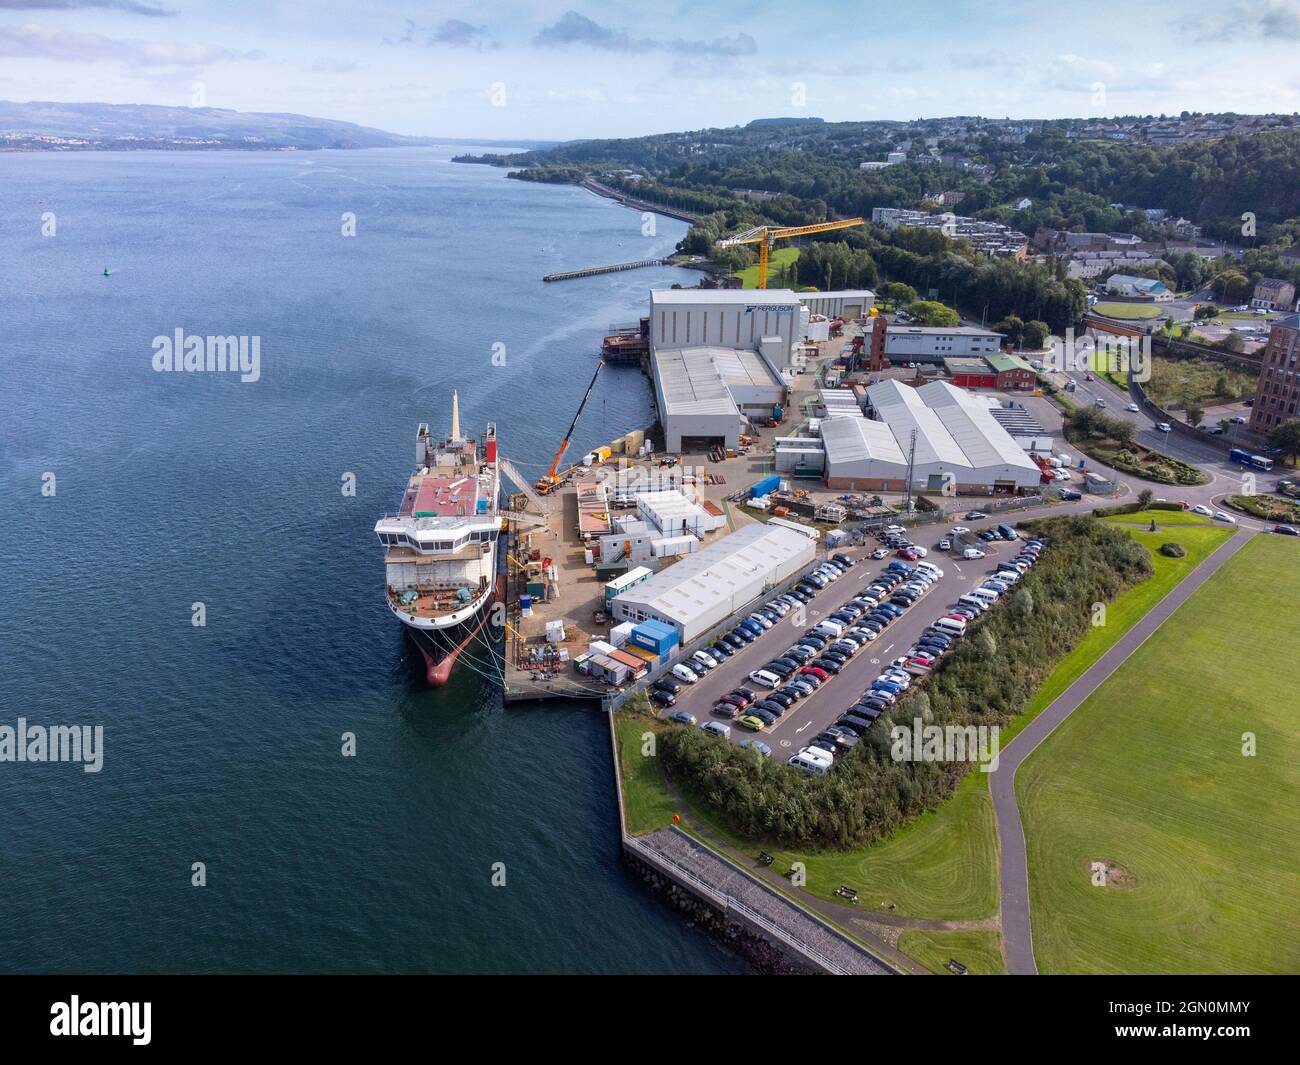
[882,643,894,655]
[796,721,812,734]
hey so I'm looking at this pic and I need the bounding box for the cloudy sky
[2,0,1300,139]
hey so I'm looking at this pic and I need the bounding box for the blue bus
[1229,448,1274,471]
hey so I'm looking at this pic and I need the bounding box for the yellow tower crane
[714,217,865,289]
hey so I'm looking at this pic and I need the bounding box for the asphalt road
[989,528,1252,974]
[672,530,1033,756]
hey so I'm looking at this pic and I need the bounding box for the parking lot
[663,519,1036,761]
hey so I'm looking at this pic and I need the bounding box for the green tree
[878,281,917,309]
[1269,419,1300,465]
[993,315,1026,348]
[1022,319,1051,349]
[1185,405,1204,428]
[906,299,960,326]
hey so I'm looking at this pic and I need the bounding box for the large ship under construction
[374,393,504,686]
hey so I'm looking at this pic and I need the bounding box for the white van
[916,561,944,578]
[748,668,782,689]
[933,616,967,635]
[958,594,989,613]
[671,663,700,684]
[788,752,829,775]
[814,619,844,638]
[970,587,1000,604]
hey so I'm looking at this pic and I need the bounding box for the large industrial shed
[609,522,815,644]
[796,290,876,320]
[649,288,801,368]
[651,345,785,452]
[822,379,1041,493]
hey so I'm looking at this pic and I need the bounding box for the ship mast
[450,390,462,443]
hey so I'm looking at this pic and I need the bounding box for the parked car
[963,547,986,560]
[965,510,987,520]
[650,689,677,708]
[736,715,766,732]
[869,547,889,559]
[739,739,772,757]
[1059,488,1082,500]
[671,664,700,684]
[669,710,696,725]
[654,677,682,695]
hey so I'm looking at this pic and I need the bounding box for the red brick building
[1249,314,1300,433]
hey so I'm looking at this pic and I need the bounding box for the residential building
[1249,314,1300,433]
[1251,278,1297,312]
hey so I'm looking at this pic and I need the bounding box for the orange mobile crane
[714,217,866,289]
[535,361,603,495]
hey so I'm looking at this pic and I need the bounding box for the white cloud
[0,22,266,67]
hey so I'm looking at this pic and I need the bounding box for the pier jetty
[543,258,668,283]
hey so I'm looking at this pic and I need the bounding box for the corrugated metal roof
[654,346,783,420]
[612,523,811,626]
[867,380,971,467]
[820,415,908,467]
[650,288,800,306]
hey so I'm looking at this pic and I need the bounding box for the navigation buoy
[672,814,680,824]
[102,267,111,277]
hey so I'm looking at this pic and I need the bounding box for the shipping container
[629,619,679,655]
[750,474,781,498]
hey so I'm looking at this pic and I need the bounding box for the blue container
[519,595,532,612]
[630,619,678,654]
[750,475,781,498]
[477,498,488,513]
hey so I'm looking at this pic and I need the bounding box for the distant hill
[0,101,557,152]
[746,117,825,128]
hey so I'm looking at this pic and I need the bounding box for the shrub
[1159,542,1187,558]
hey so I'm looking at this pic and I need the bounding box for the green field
[1018,534,1300,973]
[1092,302,1163,320]
[737,246,798,288]
[680,770,1000,920]
[898,930,1007,975]
[613,713,676,836]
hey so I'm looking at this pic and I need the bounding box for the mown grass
[898,930,1007,975]
[737,246,798,288]
[612,712,676,836]
[1019,535,1300,973]
[1092,301,1163,320]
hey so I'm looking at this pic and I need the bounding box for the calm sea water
[0,147,743,974]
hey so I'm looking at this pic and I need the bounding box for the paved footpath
[989,529,1252,975]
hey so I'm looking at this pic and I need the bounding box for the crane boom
[713,216,865,288]
[536,361,603,494]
